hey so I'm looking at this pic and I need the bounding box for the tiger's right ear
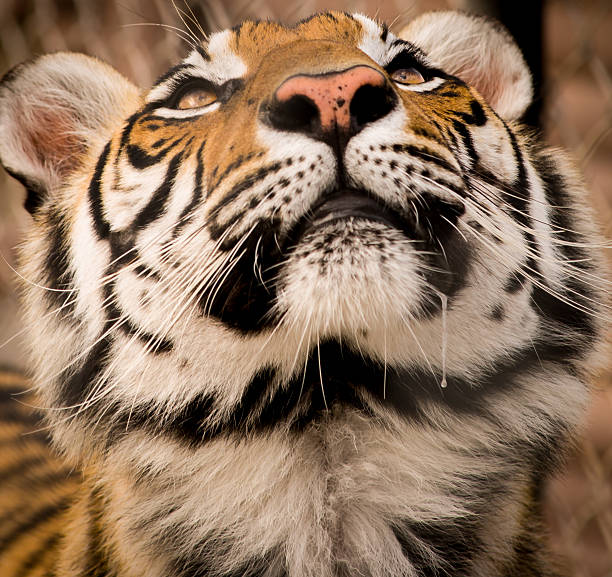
[0,52,140,213]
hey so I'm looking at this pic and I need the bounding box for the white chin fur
[275,219,425,340]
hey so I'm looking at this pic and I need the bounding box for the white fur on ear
[0,52,140,211]
[399,11,532,121]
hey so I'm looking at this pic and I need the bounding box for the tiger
[0,9,608,577]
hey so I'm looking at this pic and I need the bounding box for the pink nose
[274,66,387,132]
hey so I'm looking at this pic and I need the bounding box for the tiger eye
[391,67,425,85]
[177,89,217,110]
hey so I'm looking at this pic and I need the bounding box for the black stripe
[0,454,46,484]
[126,137,183,170]
[0,401,41,426]
[3,463,74,491]
[172,545,285,577]
[0,430,50,449]
[196,220,280,331]
[0,386,28,402]
[13,532,60,577]
[531,151,597,344]
[294,12,323,27]
[116,393,215,446]
[195,45,210,62]
[207,161,283,229]
[172,140,206,237]
[535,153,592,267]
[132,263,161,281]
[131,152,182,231]
[393,143,457,173]
[114,311,174,352]
[456,99,487,127]
[104,282,173,354]
[503,127,531,224]
[119,112,142,153]
[4,166,47,214]
[89,142,112,239]
[59,336,111,409]
[85,487,115,577]
[439,89,461,98]
[151,138,169,149]
[501,123,540,283]
[503,268,526,293]
[232,21,243,41]
[392,518,481,575]
[451,118,478,164]
[209,151,258,192]
[102,236,173,354]
[391,37,412,49]
[152,63,193,88]
[138,113,198,127]
[44,209,76,315]
[0,496,71,555]
[380,23,389,42]
[108,228,137,269]
[531,282,597,358]
[116,337,570,446]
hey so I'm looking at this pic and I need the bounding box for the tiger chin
[0,10,607,577]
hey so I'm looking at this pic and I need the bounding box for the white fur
[0,53,139,194]
[0,12,606,577]
[399,12,533,120]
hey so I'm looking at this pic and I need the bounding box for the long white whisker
[171,0,204,43]
[122,22,197,49]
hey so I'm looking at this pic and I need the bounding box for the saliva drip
[439,291,448,388]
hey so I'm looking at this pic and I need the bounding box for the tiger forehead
[212,12,370,69]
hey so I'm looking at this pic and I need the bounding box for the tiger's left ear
[0,52,140,213]
[399,11,532,121]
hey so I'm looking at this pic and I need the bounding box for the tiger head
[0,11,603,463]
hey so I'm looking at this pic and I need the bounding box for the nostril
[266,95,320,133]
[265,66,396,141]
[350,83,396,131]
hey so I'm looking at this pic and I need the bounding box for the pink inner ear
[469,67,504,111]
[17,100,83,178]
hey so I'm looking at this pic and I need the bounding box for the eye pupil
[177,89,217,110]
[391,68,425,85]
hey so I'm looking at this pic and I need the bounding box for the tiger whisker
[415,173,612,295]
[171,0,204,44]
[122,22,197,50]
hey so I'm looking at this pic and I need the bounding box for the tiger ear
[399,11,532,122]
[0,52,140,213]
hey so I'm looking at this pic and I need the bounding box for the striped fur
[0,11,608,577]
[0,368,78,576]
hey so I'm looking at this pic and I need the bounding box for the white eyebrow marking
[146,29,247,106]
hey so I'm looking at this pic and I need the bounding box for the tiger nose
[266,65,395,138]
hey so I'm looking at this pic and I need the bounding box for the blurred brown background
[0,0,610,574]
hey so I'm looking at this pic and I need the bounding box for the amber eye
[177,88,217,110]
[391,67,425,85]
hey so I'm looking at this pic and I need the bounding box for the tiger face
[0,10,606,577]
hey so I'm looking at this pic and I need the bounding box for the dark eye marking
[385,45,450,87]
[159,75,244,110]
[385,50,432,82]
